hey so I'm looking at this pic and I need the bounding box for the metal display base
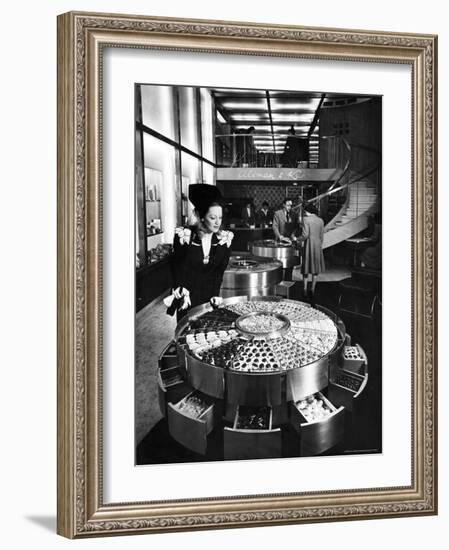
[158,296,369,458]
[251,239,300,269]
[220,254,283,298]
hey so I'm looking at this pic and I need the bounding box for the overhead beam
[308,93,326,138]
[265,91,277,156]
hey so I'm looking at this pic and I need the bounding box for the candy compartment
[342,344,367,374]
[231,340,280,372]
[160,367,184,387]
[175,391,214,419]
[235,406,271,430]
[334,372,363,392]
[295,394,334,422]
[200,337,246,368]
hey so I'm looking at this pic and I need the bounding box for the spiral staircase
[322,173,379,249]
[298,137,381,250]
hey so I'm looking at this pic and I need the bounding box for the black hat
[188,184,222,214]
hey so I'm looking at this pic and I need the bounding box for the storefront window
[142,133,177,260]
[179,87,201,155]
[141,85,176,141]
[137,84,217,267]
[200,88,214,163]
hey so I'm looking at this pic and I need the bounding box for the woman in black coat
[167,184,233,318]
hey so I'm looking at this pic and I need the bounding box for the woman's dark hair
[196,200,223,220]
[304,204,318,215]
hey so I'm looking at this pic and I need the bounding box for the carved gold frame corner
[57,11,438,538]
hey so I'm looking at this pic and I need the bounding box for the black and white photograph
[135,84,382,465]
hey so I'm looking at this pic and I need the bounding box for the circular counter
[221,255,282,298]
[158,296,369,459]
[250,239,299,269]
[228,227,274,252]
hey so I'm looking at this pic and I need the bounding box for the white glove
[179,289,191,310]
[163,287,191,310]
[210,296,223,308]
[174,227,192,245]
[217,230,234,248]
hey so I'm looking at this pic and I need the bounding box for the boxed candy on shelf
[160,367,183,387]
[333,371,363,393]
[342,344,366,374]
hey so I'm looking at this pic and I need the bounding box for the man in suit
[241,200,256,227]
[272,198,296,242]
[272,198,298,281]
[281,126,309,168]
[256,201,273,227]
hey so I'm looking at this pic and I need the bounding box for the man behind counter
[272,198,297,243]
[256,200,273,227]
[272,198,299,281]
[241,200,256,227]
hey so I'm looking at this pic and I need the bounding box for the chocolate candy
[334,372,362,392]
[236,406,270,429]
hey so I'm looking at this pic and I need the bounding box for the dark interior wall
[319,98,382,177]
[217,183,286,211]
[217,183,319,219]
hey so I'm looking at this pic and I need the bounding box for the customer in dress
[166,184,234,319]
[300,204,325,298]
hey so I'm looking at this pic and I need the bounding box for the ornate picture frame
[57,11,437,538]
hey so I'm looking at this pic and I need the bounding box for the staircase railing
[305,162,380,207]
[293,142,381,214]
[322,136,352,194]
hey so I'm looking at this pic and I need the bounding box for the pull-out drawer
[158,341,179,370]
[159,366,184,387]
[167,390,220,455]
[289,392,345,455]
[224,405,281,460]
[157,366,191,417]
[328,369,368,414]
[224,401,288,426]
[225,370,282,407]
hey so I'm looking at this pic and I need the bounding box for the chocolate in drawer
[328,370,368,413]
[167,390,219,455]
[224,405,281,460]
[157,367,191,417]
[289,392,345,455]
[159,366,184,387]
